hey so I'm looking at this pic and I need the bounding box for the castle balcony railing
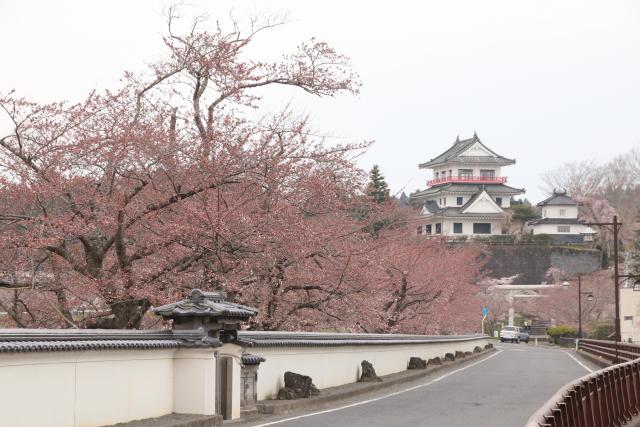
[427,176,507,187]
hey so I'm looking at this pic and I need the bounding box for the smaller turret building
[528,190,589,243]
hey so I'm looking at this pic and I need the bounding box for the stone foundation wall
[484,245,602,283]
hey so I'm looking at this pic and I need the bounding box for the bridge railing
[579,338,640,364]
[525,358,640,427]
[525,340,640,427]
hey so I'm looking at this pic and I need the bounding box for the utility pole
[578,274,582,339]
[588,216,621,343]
[614,216,620,344]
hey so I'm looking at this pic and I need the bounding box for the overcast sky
[2,0,639,202]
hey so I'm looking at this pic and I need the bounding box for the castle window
[559,208,566,217]
[457,197,463,205]
[558,225,570,233]
[459,169,473,178]
[480,169,495,179]
[425,224,432,235]
[435,223,442,234]
[495,197,502,206]
[416,226,423,235]
[473,223,491,234]
[453,223,463,234]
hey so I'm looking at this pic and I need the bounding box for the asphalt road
[243,343,599,427]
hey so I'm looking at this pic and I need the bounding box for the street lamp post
[577,274,594,339]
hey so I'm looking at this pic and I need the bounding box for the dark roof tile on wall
[0,328,212,353]
[236,331,485,348]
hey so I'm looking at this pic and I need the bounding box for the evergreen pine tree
[367,165,390,203]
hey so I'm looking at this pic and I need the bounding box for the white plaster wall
[238,337,490,400]
[531,223,588,235]
[173,348,217,416]
[542,206,579,219]
[0,347,217,427]
[620,289,640,343]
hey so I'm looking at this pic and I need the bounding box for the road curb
[575,349,610,369]
[253,347,496,416]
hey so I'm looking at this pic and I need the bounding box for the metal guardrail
[525,339,640,426]
[525,357,640,427]
[579,339,640,364]
[558,336,577,348]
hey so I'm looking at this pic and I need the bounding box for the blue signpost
[482,307,489,335]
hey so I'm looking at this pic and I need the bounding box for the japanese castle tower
[411,133,524,236]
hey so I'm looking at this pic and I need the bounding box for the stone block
[407,357,427,370]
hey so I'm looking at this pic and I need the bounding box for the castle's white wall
[541,205,579,219]
[433,165,503,180]
[422,218,503,236]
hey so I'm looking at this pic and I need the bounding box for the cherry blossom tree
[0,11,363,328]
[530,269,615,333]
[575,196,618,261]
[0,10,486,333]
[356,232,486,335]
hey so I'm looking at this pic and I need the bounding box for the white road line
[251,350,504,427]
[565,351,594,373]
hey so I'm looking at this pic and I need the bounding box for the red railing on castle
[427,176,507,186]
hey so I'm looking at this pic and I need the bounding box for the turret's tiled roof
[418,134,515,168]
[537,191,577,207]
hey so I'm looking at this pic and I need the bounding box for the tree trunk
[87,298,151,329]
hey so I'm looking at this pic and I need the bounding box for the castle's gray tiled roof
[419,134,515,168]
[460,192,480,210]
[154,289,258,319]
[537,191,578,207]
[411,183,525,199]
[236,331,486,348]
[421,194,507,218]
